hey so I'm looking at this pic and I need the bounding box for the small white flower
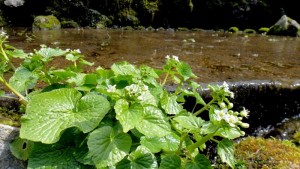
[240,107,250,118]
[165,55,170,59]
[107,84,116,93]
[0,31,7,36]
[215,108,228,121]
[224,114,238,127]
[66,48,70,52]
[75,49,81,53]
[172,55,179,61]
[222,81,234,98]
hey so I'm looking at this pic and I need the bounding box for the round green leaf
[87,126,132,168]
[9,66,38,94]
[28,142,89,169]
[114,100,143,132]
[159,154,181,169]
[128,146,157,169]
[217,139,235,168]
[20,88,110,144]
[185,154,212,169]
[141,132,180,153]
[9,137,33,161]
[136,106,171,137]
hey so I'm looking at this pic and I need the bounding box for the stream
[5,28,300,84]
[2,28,300,139]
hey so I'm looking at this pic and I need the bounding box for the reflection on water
[7,28,300,83]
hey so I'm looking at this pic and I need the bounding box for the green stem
[0,76,27,105]
[0,44,16,71]
[193,99,216,116]
[178,132,188,153]
[161,72,169,86]
[186,129,218,152]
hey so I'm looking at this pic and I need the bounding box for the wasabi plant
[0,31,250,168]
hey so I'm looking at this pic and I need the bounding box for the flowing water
[3,28,300,139]
[6,28,300,84]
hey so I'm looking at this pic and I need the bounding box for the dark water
[6,28,300,84]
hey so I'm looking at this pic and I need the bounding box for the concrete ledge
[0,124,26,169]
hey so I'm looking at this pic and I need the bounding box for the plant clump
[0,31,250,168]
[234,137,300,169]
[228,27,239,33]
[258,27,270,34]
[243,29,256,34]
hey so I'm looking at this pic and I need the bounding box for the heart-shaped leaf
[20,88,110,144]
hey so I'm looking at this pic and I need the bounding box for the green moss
[177,27,189,31]
[0,107,21,127]
[32,15,61,30]
[294,131,300,144]
[146,26,155,31]
[243,29,256,34]
[123,26,133,30]
[268,25,285,35]
[235,137,300,169]
[61,20,79,28]
[258,27,270,34]
[228,27,239,33]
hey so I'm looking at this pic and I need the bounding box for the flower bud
[239,122,249,128]
[219,102,226,109]
[227,102,233,109]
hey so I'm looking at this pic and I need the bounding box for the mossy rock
[243,29,256,34]
[268,15,300,37]
[95,15,112,29]
[32,15,61,31]
[61,20,80,28]
[258,27,270,34]
[96,23,106,29]
[228,27,239,33]
[235,137,300,169]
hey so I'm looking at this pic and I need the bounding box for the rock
[268,15,300,37]
[4,0,24,7]
[0,124,26,168]
[32,15,61,31]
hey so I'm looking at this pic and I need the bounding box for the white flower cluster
[221,82,234,98]
[124,84,149,101]
[0,31,8,39]
[66,48,81,53]
[107,84,117,93]
[214,106,249,128]
[165,55,179,62]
